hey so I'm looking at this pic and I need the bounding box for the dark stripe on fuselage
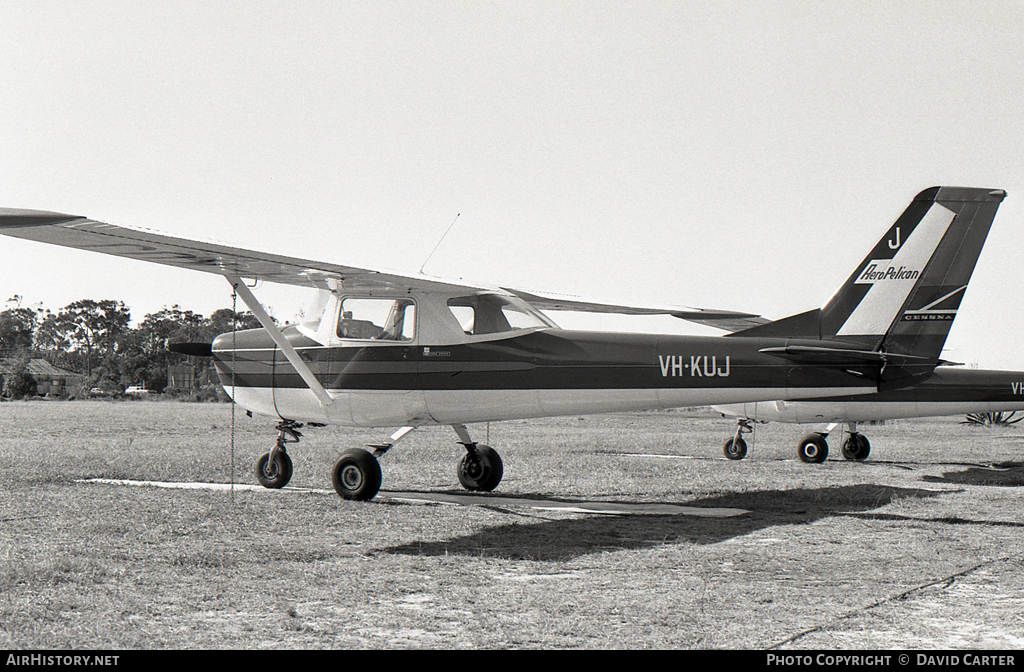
[791,368,1024,404]
[211,328,878,392]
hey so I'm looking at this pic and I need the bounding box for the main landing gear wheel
[842,433,871,461]
[256,451,293,489]
[723,437,748,460]
[331,449,383,501]
[798,434,829,464]
[457,444,504,492]
[332,449,382,501]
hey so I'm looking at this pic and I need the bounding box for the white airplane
[0,186,1007,500]
[714,366,1024,463]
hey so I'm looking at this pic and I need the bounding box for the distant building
[0,358,83,396]
[168,362,218,391]
[167,363,197,391]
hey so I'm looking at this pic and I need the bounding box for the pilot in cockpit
[338,310,383,339]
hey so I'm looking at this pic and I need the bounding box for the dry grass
[1,400,1023,649]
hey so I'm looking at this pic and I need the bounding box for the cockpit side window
[338,298,416,341]
[446,294,555,336]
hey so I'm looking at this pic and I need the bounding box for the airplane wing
[0,208,766,331]
[0,208,481,294]
[503,287,768,332]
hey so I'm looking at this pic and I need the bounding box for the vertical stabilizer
[731,187,1006,365]
[875,187,1005,361]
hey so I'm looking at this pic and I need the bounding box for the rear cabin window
[446,294,554,335]
[337,298,416,341]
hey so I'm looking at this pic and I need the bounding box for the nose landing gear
[723,418,754,460]
[255,420,303,488]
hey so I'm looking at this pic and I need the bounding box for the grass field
[2,399,1023,649]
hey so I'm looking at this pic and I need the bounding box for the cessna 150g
[714,365,1024,464]
[0,186,1007,501]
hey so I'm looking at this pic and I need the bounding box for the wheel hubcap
[340,464,363,490]
[464,458,483,481]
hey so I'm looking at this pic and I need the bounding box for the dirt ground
[2,401,1022,649]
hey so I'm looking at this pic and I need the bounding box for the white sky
[2,1,1022,368]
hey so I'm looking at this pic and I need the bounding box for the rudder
[731,186,1006,362]
[875,187,1005,362]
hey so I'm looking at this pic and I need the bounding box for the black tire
[723,437,748,460]
[457,444,503,492]
[256,451,293,489]
[798,434,829,464]
[841,433,871,461]
[331,449,382,501]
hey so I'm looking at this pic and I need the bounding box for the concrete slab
[78,478,749,517]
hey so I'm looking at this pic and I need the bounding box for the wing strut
[226,274,335,408]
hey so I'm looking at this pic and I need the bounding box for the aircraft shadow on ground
[922,461,1024,487]
[378,484,949,562]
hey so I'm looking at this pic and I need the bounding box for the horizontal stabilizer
[758,345,939,367]
[759,343,950,390]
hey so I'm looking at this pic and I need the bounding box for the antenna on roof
[418,213,460,275]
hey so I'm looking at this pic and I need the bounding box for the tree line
[1,296,262,397]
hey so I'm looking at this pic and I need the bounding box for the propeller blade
[168,341,213,357]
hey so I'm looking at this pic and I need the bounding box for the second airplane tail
[731,186,1006,387]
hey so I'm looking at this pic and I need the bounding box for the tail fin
[732,187,1006,361]
[873,187,1005,361]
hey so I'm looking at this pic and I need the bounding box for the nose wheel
[256,450,294,488]
[723,418,754,460]
[255,420,304,488]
